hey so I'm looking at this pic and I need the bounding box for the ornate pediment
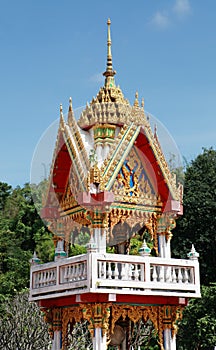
[111,146,160,206]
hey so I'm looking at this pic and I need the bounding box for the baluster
[42,272,45,286]
[64,266,69,282]
[81,263,84,279]
[43,272,46,286]
[187,268,192,283]
[34,273,38,288]
[48,270,52,286]
[78,263,82,280]
[152,265,157,282]
[172,267,177,283]
[83,263,87,280]
[134,264,139,282]
[46,271,50,285]
[69,265,74,281]
[77,264,81,280]
[74,265,78,281]
[48,270,52,285]
[107,262,112,279]
[159,266,164,282]
[165,267,172,283]
[40,272,44,286]
[44,271,47,286]
[128,264,133,281]
[177,267,183,283]
[113,263,119,280]
[184,268,189,284]
[38,272,41,287]
[51,269,56,284]
[41,272,44,286]
[121,263,126,280]
[101,262,106,279]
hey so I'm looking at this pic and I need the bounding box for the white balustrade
[33,268,57,289]
[96,259,195,286]
[30,253,200,301]
[60,261,87,283]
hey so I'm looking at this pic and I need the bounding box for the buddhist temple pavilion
[29,19,200,350]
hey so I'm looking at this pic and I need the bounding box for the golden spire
[60,103,63,117]
[133,91,139,107]
[68,97,74,126]
[103,18,116,88]
[60,103,64,130]
[69,97,72,112]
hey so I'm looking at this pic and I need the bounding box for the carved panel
[111,146,159,206]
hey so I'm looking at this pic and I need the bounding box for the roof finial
[69,97,72,112]
[133,91,139,107]
[103,18,116,88]
[60,104,63,116]
[141,97,145,109]
[68,97,74,126]
[154,124,158,138]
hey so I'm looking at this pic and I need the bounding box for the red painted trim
[39,293,188,308]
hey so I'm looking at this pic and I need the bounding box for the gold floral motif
[111,145,159,206]
[157,214,176,242]
[81,303,111,337]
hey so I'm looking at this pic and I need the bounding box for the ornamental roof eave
[41,103,90,214]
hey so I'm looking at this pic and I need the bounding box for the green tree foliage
[0,291,51,350]
[0,182,54,302]
[130,319,160,349]
[67,320,93,350]
[0,182,12,211]
[172,148,216,285]
[69,243,87,257]
[177,284,216,350]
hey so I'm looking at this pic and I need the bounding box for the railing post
[144,258,151,283]
[139,239,151,283]
[188,244,200,294]
[29,252,40,295]
[87,237,97,291]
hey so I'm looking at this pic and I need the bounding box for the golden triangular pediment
[111,146,160,206]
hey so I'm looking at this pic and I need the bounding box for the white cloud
[151,11,170,29]
[173,0,191,17]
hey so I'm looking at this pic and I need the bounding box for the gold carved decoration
[61,304,110,347]
[111,146,159,206]
[100,124,141,192]
[48,303,184,350]
[110,304,182,350]
[82,303,111,337]
[157,214,177,242]
[52,308,62,332]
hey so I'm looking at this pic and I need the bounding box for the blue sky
[0,0,215,187]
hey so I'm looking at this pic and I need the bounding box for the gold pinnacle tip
[69,97,72,111]
[107,18,111,25]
